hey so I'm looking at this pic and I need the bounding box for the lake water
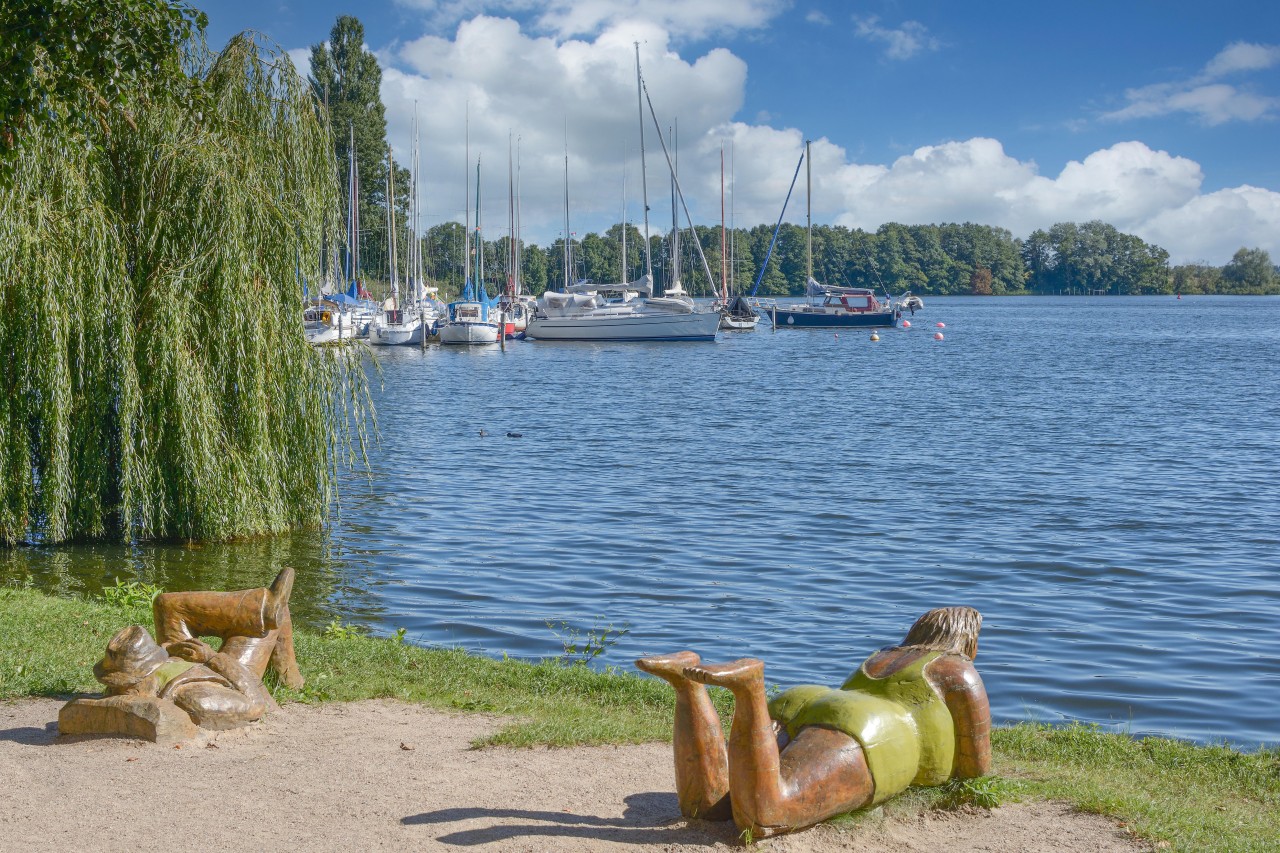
[5,296,1278,747]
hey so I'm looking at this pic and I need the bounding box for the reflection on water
[0,531,383,630]
[5,296,1279,747]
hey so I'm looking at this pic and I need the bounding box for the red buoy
[936,322,946,328]
[934,332,944,341]
[902,320,912,328]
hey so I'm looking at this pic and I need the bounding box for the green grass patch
[3,585,1276,850]
[993,722,1280,852]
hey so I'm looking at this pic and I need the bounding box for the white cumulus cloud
[344,17,1280,266]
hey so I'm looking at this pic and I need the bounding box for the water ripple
[5,296,1278,746]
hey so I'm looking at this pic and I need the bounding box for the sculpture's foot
[264,567,295,631]
[683,658,765,690]
[635,651,700,684]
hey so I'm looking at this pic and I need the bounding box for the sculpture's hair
[900,606,982,659]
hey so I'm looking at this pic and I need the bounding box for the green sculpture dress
[768,650,955,803]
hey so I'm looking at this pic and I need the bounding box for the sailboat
[494,135,532,339]
[715,144,759,331]
[525,47,720,343]
[368,139,427,345]
[439,154,501,345]
[307,127,369,344]
[770,140,901,330]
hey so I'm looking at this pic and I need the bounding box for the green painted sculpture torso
[767,650,955,803]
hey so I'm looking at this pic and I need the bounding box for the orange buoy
[934,332,944,341]
[870,332,880,341]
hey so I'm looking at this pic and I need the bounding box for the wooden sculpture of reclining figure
[62,568,303,739]
[636,606,991,838]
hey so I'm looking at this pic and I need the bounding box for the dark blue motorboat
[770,279,902,328]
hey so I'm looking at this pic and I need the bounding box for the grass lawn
[2,584,1276,851]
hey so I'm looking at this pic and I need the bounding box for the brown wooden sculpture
[636,606,991,838]
[59,568,303,743]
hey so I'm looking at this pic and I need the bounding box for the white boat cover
[566,273,654,297]
[539,291,600,316]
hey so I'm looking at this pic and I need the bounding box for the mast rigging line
[749,146,806,298]
[639,75,718,296]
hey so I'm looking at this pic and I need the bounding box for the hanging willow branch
[0,33,370,545]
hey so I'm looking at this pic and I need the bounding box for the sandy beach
[0,697,1150,852]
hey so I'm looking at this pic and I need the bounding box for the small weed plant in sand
[936,775,1014,810]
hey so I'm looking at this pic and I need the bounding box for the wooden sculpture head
[900,606,982,660]
[93,625,170,694]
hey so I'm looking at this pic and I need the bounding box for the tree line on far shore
[389,219,1276,300]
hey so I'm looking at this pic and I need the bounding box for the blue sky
[199,1,1280,264]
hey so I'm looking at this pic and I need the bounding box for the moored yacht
[527,275,719,342]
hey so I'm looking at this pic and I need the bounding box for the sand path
[0,698,1149,852]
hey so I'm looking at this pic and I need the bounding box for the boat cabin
[828,291,882,313]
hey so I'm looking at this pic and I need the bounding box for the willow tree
[0,33,366,546]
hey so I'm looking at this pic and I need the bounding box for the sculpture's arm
[170,638,278,713]
[204,651,279,713]
[929,656,992,778]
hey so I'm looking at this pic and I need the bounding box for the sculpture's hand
[168,638,216,664]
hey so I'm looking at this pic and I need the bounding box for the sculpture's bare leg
[636,652,731,820]
[686,659,874,838]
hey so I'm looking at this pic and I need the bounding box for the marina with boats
[304,52,921,347]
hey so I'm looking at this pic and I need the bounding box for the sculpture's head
[902,606,982,659]
[93,625,170,694]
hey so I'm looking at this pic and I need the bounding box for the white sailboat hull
[526,309,720,342]
[367,319,424,346]
[439,321,501,345]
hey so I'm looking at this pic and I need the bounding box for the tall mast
[635,43,652,279]
[411,105,421,302]
[721,145,727,302]
[806,138,812,281]
[387,146,398,303]
[729,140,735,296]
[563,128,570,289]
[669,122,678,291]
[507,132,516,297]
[463,103,471,295]
[347,124,355,284]
[475,155,483,290]
[640,75,719,297]
[620,148,627,282]
[515,137,523,296]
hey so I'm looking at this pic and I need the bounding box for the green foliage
[546,619,631,665]
[322,617,366,640]
[1022,221,1171,294]
[1222,247,1278,294]
[0,0,207,184]
[98,578,162,608]
[309,15,408,284]
[0,32,370,544]
[935,775,1012,809]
